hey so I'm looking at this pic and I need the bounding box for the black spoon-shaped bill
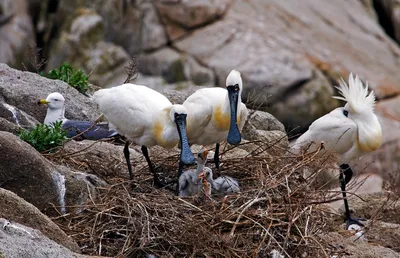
[226,85,241,145]
[175,113,195,165]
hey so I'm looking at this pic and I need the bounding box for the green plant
[18,121,68,152]
[41,62,92,94]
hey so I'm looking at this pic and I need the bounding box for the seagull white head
[37,92,66,125]
[38,92,65,110]
[333,73,382,153]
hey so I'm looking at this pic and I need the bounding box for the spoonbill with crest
[183,70,249,171]
[92,84,195,187]
[37,92,119,140]
[294,73,382,229]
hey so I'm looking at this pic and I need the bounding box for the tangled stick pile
[51,141,348,257]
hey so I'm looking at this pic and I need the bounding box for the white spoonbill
[37,92,119,140]
[92,84,196,187]
[183,70,249,170]
[178,150,209,197]
[294,73,382,229]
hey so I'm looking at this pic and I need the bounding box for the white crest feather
[332,73,376,113]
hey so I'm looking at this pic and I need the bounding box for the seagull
[183,69,249,171]
[92,83,195,188]
[178,150,209,197]
[294,73,382,229]
[37,92,119,140]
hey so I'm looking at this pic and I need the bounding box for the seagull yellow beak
[37,99,50,105]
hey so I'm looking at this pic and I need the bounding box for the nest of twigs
[51,140,346,258]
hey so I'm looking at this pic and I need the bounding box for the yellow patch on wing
[213,105,241,131]
[153,121,175,148]
[357,132,382,152]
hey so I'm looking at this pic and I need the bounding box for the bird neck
[354,113,382,153]
[44,106,65,125]
[152,110,180,148]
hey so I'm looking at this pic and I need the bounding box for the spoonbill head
[183,69,249,170]
[93,84,195,187]
[294,73,382,229]
[37,92,118,140]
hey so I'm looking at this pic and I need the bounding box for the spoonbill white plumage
[92,84,195,187]
[37,92,119,140]
[183,70,249,170]
[178,150,209,197]
[295,73,382,229]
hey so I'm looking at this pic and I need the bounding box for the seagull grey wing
[62,120,119,140]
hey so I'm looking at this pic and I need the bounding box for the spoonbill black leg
[339,164,365,229]
[214,143,220,171]
[141,145,164,188]
[123,141,133,180]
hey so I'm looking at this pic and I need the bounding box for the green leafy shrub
[18,121,67,152]
[41,62,92,94]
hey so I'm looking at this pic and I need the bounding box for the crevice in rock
[372,0,397,42]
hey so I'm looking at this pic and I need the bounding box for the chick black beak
[226,85,241,145]
[175,113,195,165]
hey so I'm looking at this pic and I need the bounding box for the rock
[0,132,108,213]
[155,0,232,29]
[0,188,80,252]
[0,218,91,258]
[0,63,101,124]
[324,231,400,258]
[55,165,108,213]
[242,109,286,142]
[139,47,186,83]
[336,192,400,224]
[238,130,289,156]
[0,132,63,211]
[0,0,35,68]
[265,71,339,132]
[0,102,39,129]
[183,55,216,85]
[351,95,400,184]
[173,0,400,129]
[139,49,215,85]
[140,1,168,51]
[326,174,384,213]
[374,0,400,43]
[366,221,400,252]
[56,0,167,56]
[0,117,20,133]
[47,9,130,88]
[61,140,143,179]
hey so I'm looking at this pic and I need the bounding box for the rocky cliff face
[1,0,400,257]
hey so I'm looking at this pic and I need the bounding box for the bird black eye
[234,84,239,91]
[54,99,58,101]
[174,113,179,120]
[343,110,348,117]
